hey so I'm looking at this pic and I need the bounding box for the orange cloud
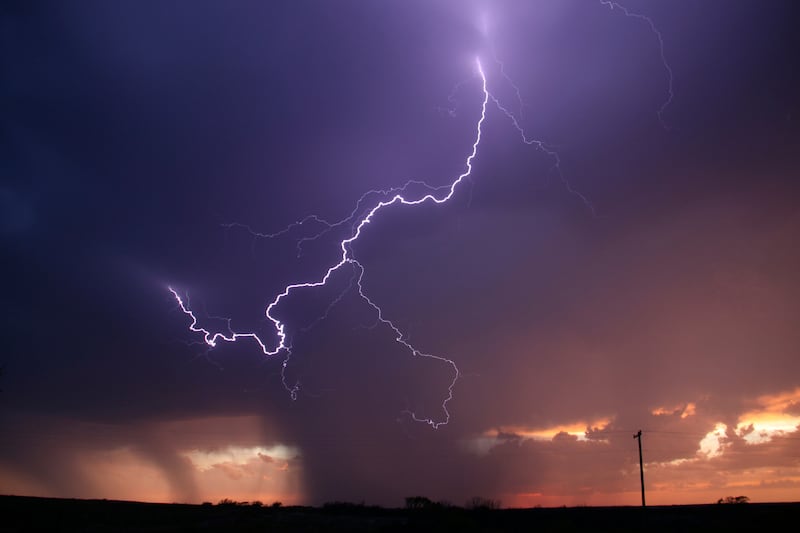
[736,387,800,444]
[487,418,612,442]
[651,402,696,418]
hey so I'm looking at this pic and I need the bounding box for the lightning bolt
[489,92,596,215]
[170,58,488,427]
[600,0,674,128]
[482,49,595,214]
[170,3,674,427]
[491,47,526,121]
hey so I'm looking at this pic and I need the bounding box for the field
[1,495,798,532]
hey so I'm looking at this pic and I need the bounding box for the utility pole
[634,430,645,507]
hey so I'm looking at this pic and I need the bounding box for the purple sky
[2,0,799,506]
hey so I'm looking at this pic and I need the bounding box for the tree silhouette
[717,495,749,504]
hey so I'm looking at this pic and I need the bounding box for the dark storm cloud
[0,187,34,234]
[2,0,799,505]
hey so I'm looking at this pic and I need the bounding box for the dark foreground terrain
[1,495,798,532]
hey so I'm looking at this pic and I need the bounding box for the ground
[1,495,798,532]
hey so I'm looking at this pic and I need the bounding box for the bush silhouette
[405,496,434,510]
[466,496,501,510]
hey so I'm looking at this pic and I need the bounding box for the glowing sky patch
[467,418,612,455]
[493,418,612,442]
[698,422,728,458]
[736,416,800,445]
[185,445,300,471]
[651,402,696,418]
[736,387,800,444]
